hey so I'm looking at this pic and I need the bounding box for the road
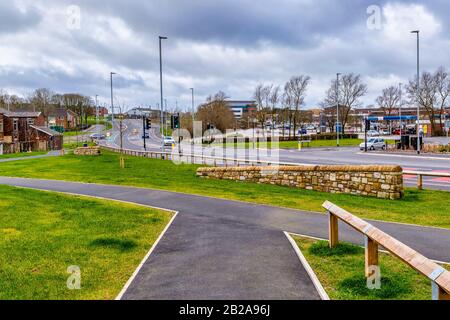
[99,119,450,191]
[1,177,449,299]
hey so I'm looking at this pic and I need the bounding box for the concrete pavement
[0,150,62,163]
[0,177,449,300]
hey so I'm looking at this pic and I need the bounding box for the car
[298,128,307,135]
[90,133,106,140]
[367,130,380,137]
[359,138,386,151]
[392,128,401,135]
[163,136,176,146]
[380,129,390,135]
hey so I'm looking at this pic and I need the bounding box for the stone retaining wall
[74,146,101,156]
[197,165,404,199]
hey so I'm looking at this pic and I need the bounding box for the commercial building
[226,100,257,119]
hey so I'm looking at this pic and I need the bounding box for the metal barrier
[323,200,450,300]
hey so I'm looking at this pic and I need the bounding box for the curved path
[1,177,449,300]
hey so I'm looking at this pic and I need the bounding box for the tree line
[0,88,97,129]
[246,66,450,136]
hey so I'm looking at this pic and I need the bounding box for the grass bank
[210,138,396,149]
[0,185,172,300]
[0,151,449,229]
[292,235,449,300]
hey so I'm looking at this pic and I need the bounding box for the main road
[100,119,450,190]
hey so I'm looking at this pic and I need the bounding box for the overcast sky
[0,0,449,111]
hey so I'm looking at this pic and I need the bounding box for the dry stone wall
[74,146,101,156]
[197,165,404,200]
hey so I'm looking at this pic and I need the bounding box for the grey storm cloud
[76,0,372,47]
[0,2,41,33]
[1,0,450,110]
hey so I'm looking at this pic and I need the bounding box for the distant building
[125,107,166,119]
[0,108,62,154]
[97,107,109,117]
[47,108,79,130]
[226,100,257,119]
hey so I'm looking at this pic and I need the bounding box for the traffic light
[365,119,371,131]
[171,113,180,129]
[146,118,152,130]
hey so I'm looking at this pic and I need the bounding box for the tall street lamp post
[110,72,116,130]
[398,83,402,138]
[159,36,168,151]
[190,88,195,145]
[95,94,100,135]
[336,73,341,147]
[411,30,421,154]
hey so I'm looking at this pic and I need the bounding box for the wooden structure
[323,200,450,300]
[403,170,450,190]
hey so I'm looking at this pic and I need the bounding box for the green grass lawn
[0,185,172,300]
[210,139,396,149]
[0,151,46,159]
[0,151,449,229]
[292,235,449,300]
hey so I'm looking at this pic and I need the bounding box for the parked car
[392,128,401,135]
[90,133,106,140]
[381,129,390,135]
[406,127,416,134]
[359,138,386,151]
[367,130,380,137]
[164,136,176,146]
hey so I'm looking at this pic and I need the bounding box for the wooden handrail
[322,200,450,300]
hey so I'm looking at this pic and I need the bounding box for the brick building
[0,108,63,154]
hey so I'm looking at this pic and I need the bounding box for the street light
[190,87,195,122]
[95,94,100,135]
[411,30,420,154]
[110,72,116,130]
[159,36,168,151]
[398,83,402,138]
[336,73,341,147]
[190,88,195,145]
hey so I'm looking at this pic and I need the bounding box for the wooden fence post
[418,174,423,190]
[328,212,339,248]
[365,236,379,278]
[432,281,450,300]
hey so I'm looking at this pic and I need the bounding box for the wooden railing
[323,200,450,300]
[403,170,450,190]
[99,145,450,190]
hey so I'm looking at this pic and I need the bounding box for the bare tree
[269,85,280,129]
[28,88,55,114]
[434,67,450,133]
[376,86,400,116]
[324,73,367,133]
[196,91,235,132]
[407,67,450,136]
[284,75,311,137]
